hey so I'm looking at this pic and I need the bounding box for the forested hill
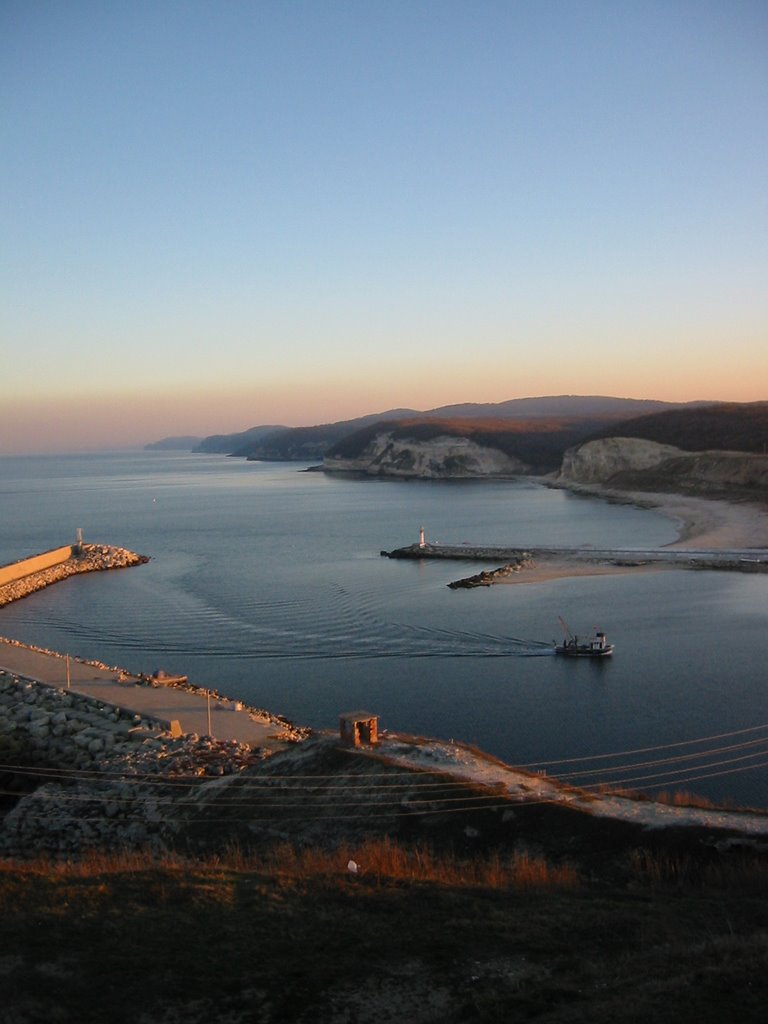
[180,396,684,461]
[327,416,613,474]
[584,402,768,453]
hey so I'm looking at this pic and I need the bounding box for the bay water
[1,452,766,807]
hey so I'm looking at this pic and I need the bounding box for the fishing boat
[555,618,614,658]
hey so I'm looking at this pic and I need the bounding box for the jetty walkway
[0,541,299,749]
[0,639,290,748]
[384,542,768,570]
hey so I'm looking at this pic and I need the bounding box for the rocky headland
[558,437,768,501]
[324,431,528,478]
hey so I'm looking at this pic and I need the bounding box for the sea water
[1,452,766,807]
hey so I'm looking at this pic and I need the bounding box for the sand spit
[470,484,768,588]
[557,483,768,550]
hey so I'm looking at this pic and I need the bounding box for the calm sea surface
[1,452,766,807]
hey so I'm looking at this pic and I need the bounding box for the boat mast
[558,616,574,642]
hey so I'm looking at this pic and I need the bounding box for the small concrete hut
[339,711,379,747]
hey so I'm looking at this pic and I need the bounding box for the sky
[2,0,767,454]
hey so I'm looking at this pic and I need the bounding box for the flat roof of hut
[339,711,379,747]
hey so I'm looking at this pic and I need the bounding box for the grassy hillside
[2,842,767,1023]
[586,402,768,453]
[3,738,767,1021]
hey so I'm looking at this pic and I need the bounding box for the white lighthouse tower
[418,526,426,548]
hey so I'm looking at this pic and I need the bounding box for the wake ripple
[2,574,556,662]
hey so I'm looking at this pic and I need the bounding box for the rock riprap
[447,559,536,588]
[0,543,149,608]
[0,671,296,858]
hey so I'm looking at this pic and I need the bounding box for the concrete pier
[384,542,768,571]
[0,639,298,747]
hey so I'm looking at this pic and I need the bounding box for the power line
[2,732,768,797]
[0,761,481,789]
[515,722,768,769]
[568,748,768,792]
[5,765,768,829]
[547,736,768,781]
[3,759,767,819]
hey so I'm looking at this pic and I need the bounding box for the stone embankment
[0,544,149,608]
[447,558,536,588]
[0,670,279,859]
[384,543,533,562]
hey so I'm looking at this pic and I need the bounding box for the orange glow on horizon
[3,369,766,456]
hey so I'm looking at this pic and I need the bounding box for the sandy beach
[636,490,768,549]
[495,486,768,587]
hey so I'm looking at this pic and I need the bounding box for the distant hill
[144,397,768,492]
[190,396,687,462]
[327,415,617,474]
[560,403,768,499]
[584,401,768,453]
[195,425,288,455]
[144,436,203,451]
[426,394,678,420]
[231,409,418,460]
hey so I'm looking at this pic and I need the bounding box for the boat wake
[0,572,557,663]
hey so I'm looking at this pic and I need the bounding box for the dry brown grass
[0,848,186,878]
[1,838,580,891]
[594,784,768,816]
[629,848,768,892]
[254,837,580,890]
[654,789,767,815]
[3,838,768,1023]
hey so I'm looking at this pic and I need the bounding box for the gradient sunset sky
[3,0,766,454]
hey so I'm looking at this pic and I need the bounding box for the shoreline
[0,634,305,746]
[544,479,768,549]
[461,482,768,587]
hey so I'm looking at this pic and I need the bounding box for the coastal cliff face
[559,438,682,482]
[323,432,528,478]
[560,438,768,498]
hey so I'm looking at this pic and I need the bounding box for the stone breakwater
[384,542,768,572]
[0,543,149,608]
[447,558,537,588]
[0,634,309,735]
[384,543,534,562]
[0,670,307,859]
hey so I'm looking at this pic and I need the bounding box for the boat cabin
[589,631,611,653]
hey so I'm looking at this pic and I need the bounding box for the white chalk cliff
[559,437,768,495]
[323,432,528,478]
[559,438,682,482]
